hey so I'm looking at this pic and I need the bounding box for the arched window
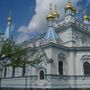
[58,61,63,75]
[12,67,15,77]
[40,70,44,79]
[22,66,25,76]
[84,62,90,75]
[4,66,6,77]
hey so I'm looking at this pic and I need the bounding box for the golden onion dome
[83,15,89,21]
[72,7,77,13]
[46,3,55,20]
[65,0,77,12]
[53,5,60,17]
[65,2,73,10]
[53,11,60,17]
[46,12,54,20]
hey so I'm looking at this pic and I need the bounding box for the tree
[0,39,14,58]
[0,39,44,90]
[0,39,43,68]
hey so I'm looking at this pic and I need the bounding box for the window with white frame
[81,54,90,75]
[58,53,66,75]
[84,62,90,75]
[58,61,63,75]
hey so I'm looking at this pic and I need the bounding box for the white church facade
[0,0,90,90]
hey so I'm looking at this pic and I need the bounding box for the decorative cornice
[18,21,90,46]
[81,54,90,62]
[39,42,90,52]
[55,22,90,36]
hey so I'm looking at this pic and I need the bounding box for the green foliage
[0,40,14,58]
[0,40,43,68]
[10,47,28,67]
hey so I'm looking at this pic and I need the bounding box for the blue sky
[0,0,90,43]
[0,0,35,35]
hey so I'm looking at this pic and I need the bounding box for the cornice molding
[40,42,90,52]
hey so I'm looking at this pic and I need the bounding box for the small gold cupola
[46,4,54,21]
[72,7,77,13]
[65,0,73,10]
[65,0,77,15]
[83,12,89,21]
[53,5,60,18]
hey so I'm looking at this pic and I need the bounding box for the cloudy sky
[0,0,90,43]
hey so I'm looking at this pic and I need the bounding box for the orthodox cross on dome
[46,3,54,21]
[55,5,56,9]
[68,0,71,3]
[54,5,60,17]
[53,5,60,22]
[45,4,60,44]
[50,3,52,11]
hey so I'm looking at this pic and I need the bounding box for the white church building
[0,0,90,90]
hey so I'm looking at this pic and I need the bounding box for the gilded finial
[65,0,77,13]
[55,5,57,10]
[65,0,73,10]
[50,3,52,11]
[68,0,71,3]
[53,5,60,17]
[46,3,54,21]
[83,11,89,21]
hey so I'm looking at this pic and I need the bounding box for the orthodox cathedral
[0,0,90,90]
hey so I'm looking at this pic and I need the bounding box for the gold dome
[46,4,54,20]
[46,12,54,20]
[83,11,90,21]
[53,11,60,17]
[84,15,89,21]
[53,5,60,17]
[65,2,73,10]
[72,7,77,13]
[65,0,77,12]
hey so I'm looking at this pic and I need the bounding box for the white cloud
[16,32,30,44]
[28,0,78,33]
[16,0,79,43]
[18,26,29,33]
[16,26,30,44]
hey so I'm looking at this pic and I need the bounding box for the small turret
[64,0,77,23]
[65,0,77,16]
[45,4,59,43]
[83,12,89,21]
[46,4,54,22]
[5,11,13,40]
[83,11,90,30]
[65,0,73,10]
[53,5,60,22]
